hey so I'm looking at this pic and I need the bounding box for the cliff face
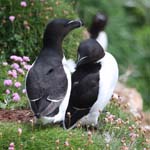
[115,82,143,118]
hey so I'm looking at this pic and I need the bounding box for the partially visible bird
[63,39,118,129]
[26,19,83,124]
[89,12,108,51]
[66,12,108,73]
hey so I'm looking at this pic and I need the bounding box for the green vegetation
[0,0,83,60]
[0,0,149,149]
[0,99,149,150]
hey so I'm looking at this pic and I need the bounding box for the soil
[0,109,34,123]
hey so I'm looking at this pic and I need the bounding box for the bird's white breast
[91,52,119,112]
[96,31,108,51]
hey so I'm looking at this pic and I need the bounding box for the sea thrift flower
[4,79,13,86]
[116,118,123,125]
[17,68,25,75]
[8,142,15,150]
[24,64,31,71]
[16,56,23,62]
[87,131,92,137]
[12,93,20,102]
[20,61,27,66]
[8,70,17,78]
[128,125,136,131]
[64,140,70,147]
[6,89,11,94]
[23,56,30,62]
[107,114,115,123]
[18,128,22,136]
[14,82,21,88]
[11,63,19,70]
[20,1,27,7]
[10,55,23,62]
[9,16,15,22]
[10,55,17,60]
[129,132,138,141]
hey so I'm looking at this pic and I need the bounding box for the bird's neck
[43,35,64,57]
[89,27,104,39]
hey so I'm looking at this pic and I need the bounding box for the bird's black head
[89,12,108,39]
[76,39,105,68]
[43,18,83,47]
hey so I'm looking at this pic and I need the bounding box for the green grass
[0,99,149,150]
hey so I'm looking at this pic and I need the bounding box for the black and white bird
[26,19,83,124]
[89,12,108,51]
[63,39,118,129]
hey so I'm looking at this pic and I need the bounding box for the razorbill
[63,39,118,129]
[26,19,83,124]
[89,12,108,51]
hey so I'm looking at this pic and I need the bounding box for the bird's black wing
[64,66,100,129]
[26,63,68,117]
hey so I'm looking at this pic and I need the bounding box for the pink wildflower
[20,61,26,66]
[4,79,13,86]
[8,142,15,150]
[129,132,138,141]
[107,114,115,123]
[8,70,17,78]
[64,141,69,147]
[9,16,15,22]
[24,64,31,71]
[17,68,25,75]
[116,118,123,125]
[10,55,18,61]
[12,93,20,102]
[11,63,19,70]
[10,55,23,62]
[23,56,30,62]
[20,1,27,7]
[6,89,11,94]
[14,82,21,88]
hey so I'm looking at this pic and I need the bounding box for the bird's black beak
[66,19,84,29]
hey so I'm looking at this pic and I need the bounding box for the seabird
[26,18,83,124]
[63,39,118,129]
[89,12,108,51]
